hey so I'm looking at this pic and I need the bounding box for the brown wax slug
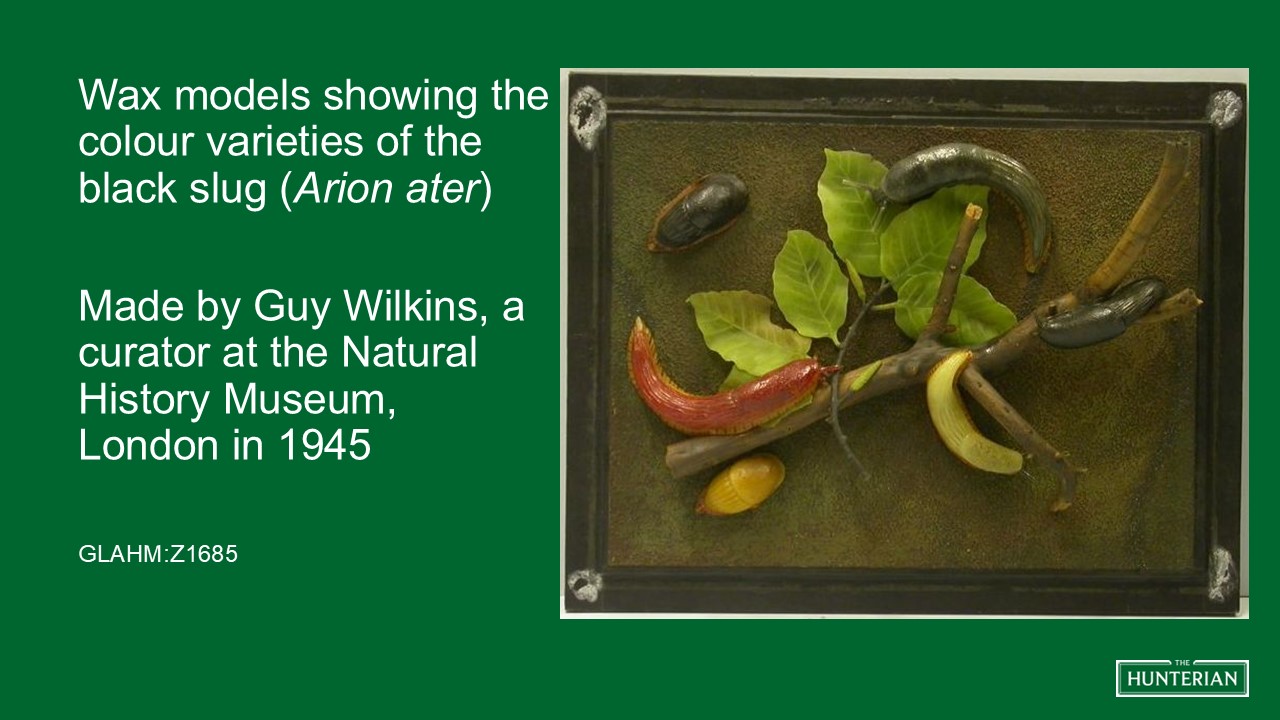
[1037,277,1169,349]
[628,317,837,435]
[647,173,749,252]
[881,143,1052,273]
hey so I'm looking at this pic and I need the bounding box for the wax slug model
[1037,277,1169,349]
[628,317,837,435]
[697,455,786,516]
[881,143,1052,273]
[926,350,1024,474]
[647,173,749,252]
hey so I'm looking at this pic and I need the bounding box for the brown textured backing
[606,121,1200,571]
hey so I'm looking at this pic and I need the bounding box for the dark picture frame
[564,72,1245,615]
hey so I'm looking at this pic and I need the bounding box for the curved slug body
[926,350,1024,474]
[882,143,1052,273]
[648,173,749,252]
[1037,306,1128,348]
[1103,277,1169,320]
[1038,277,1168,349]
[628,317,835,435]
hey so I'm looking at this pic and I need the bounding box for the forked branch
[665,143,1196,509]
[1080,142,1191,301]
[919,204,983,344]
[959,366,1082,511]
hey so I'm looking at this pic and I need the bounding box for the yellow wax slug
[925,351,1023,474]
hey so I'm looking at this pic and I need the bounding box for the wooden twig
[1134,288,1203,324]
[666,352,936,475]
[1080,142,1191,302]
[828,283,889,480]
[919,204,983,344]
[664,143,1196,492]
[959,366,1082,512]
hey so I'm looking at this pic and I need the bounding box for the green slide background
[4,8,1265,718]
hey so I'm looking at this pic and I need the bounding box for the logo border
[1116,660,1249,698]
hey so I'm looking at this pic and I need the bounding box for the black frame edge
[563,74,1246,616]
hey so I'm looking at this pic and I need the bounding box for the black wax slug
[1037,277,1169,349]
[882,143,1052,273]
[647,174,748,252]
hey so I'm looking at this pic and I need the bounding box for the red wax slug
[628,317,838,436]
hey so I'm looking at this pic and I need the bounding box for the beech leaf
[893,273,1017,346]
[845,260,867,303]
[687,291,811,376]
[849,359,883,392]
[817,149,899,277]
[879,186,989,285]
[772,230,848,344]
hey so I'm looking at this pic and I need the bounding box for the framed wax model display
[563,72,1245,615]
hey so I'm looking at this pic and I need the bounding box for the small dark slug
[1037,305,1128,349]
[647,173,749,252]
[1104,277,1168,325]
[1038,277,1170,349]
[881,143,1052,273]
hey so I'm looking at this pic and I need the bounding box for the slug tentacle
[628,317,835,436]
[1038,277,1169,349]
[882,143,1052,273]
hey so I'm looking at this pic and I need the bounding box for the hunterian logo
[1116,660,1249,697]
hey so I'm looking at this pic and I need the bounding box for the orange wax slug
[627,317,837,436]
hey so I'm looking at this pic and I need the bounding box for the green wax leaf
[687,290,811,376]
[849,359,883,392]
[879,186,989,285]
[893,273,1017,346]
[845,260,867,303]
[772,230,849,344]
[817,149,898,277]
